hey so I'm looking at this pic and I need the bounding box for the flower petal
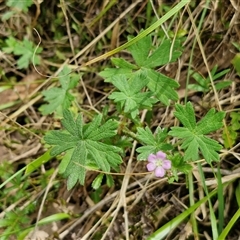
[162,160,171,170]
[156,151,166,160]
[155,166,165,177]
[146,162,156,171]
[148,153,157,162]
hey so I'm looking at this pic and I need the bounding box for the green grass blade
[85,0,190,66]
[0,167,26,190]
[146,188,217,240]
[37,213,71,224]
[0,100,21,110]
[188,172,199,238]
[235,181,240,206]
[0,150,53,190]
[217,164,224,234]
[88,0,117,27]
[25,149,53,175]
[217,208,240,240]
[18,213,71,240]
[198,163,218,239]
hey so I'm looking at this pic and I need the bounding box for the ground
[0,1,240,239]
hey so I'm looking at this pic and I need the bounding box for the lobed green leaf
[44,110,122,189]
[64,141,87,189]
[127,34,152,67]
[174,102,196,130]
[136,127,172,160]
[144,69,179,105]
[144,39,182,68]
[40,66,79,116]
[108,74,155,118]
[169,102,224,163]
[196,109,225,135]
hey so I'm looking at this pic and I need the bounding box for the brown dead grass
[0,0,240,239]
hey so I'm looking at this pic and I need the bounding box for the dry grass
[0,0,240,239]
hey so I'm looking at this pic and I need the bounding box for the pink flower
[147,151,171,177]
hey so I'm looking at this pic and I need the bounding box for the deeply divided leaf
[99,36,181,109]
[64,141,87,189]
[127,35,152,66]
[196,109,225,134]
[169,102,225,163]
[143,39,182,68]
[39,66,79,116]
[128,35,182,67]
[44,110,122,189]
[136,127,172,160]
[144,69,179,105]
[174,102,196,130]
[108,74,156,118]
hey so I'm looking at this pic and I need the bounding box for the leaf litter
[0,1,240,239]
